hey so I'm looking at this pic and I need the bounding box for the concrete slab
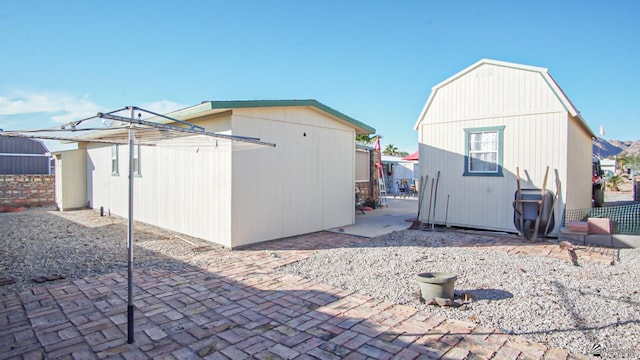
[612,234,640,248]
[328,197,418,237]
[584,234,614,247]
[558,231,586,246]
[559,228,640,249]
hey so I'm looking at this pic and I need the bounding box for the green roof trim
[202,99,375,134]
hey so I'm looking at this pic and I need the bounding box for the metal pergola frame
[1,105,276,344]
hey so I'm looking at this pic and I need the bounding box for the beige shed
[413,59,596,235]
[53,149,87,211]
[55,100,375,248]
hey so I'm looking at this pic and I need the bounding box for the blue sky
[1,1,638,152]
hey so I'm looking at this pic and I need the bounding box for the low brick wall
[0,175,55,208]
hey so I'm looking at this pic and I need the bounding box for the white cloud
[0,90,102,123]
[0,91,190,127]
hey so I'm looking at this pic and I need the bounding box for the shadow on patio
[0,208,600,359]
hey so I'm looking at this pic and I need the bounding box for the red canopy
[402,151,418,161]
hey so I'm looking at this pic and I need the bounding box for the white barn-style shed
[56,100,375,248]
[414,59,596,235]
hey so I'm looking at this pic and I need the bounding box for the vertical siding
[55,156,62,207]
[231,119,322,245]
[418,63,572,234]
[86,124,233,246]
[565,116,593,211]
[83,106,359,248]
[134,140,233,246]
[86,145,129,218]
[321,128,354,228]
[426,64,562,122]
[231,107,355,247]
[55,149,87,210]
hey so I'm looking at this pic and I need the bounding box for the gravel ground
[278,230,640,357]
[0,206,230,296]
[2,206,638,357]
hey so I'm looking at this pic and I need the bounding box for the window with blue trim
[464,126,504,176]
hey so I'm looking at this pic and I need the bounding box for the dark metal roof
[0,135,50,175]
[0,135,48,154]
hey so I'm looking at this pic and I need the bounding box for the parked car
[592,156,604,207]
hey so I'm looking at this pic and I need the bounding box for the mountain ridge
[593,138,640,158]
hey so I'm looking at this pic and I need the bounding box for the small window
[133,145,141,176]
[464,126,504,176]
[355,149,370,182]
[111,145,119,175]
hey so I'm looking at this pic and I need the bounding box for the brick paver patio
[1,231,611,359]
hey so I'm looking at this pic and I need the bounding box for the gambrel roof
[413,59,596,138]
